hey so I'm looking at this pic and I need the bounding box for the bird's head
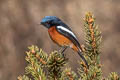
[40,16,61,28]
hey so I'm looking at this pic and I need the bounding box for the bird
[40,16,88,68]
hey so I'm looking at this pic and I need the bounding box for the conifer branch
[78,12,102,80]
[17,12,120,80]
[47,51,67,80]
[107,72,120,80]
[60,68,78,80]
[18,75,31,80]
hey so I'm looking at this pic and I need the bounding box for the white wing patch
[57,26,77,38]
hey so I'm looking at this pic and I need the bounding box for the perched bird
[40,16,88,68]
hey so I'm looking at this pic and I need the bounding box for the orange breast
[48,26,78,51]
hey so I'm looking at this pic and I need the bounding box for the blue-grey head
[40,16,62,28]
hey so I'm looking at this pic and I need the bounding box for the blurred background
[0,0,120,80]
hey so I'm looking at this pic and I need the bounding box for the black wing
[56,25,80,48]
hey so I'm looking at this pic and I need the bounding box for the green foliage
[18,12,119,80]
[18,75,31,80]
[47,51,67,79]
[107,72,120,80]
[60,68,78,80]
[25,46,47,80]
[78,12,102,80]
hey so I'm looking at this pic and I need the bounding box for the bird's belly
[48,26,72,46]
[48,26,78,51]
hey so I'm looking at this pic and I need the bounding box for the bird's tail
[72,45,89,68]
[77,47,89,68]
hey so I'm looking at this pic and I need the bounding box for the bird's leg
[58,46,68,57]
[61,46,67,54]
